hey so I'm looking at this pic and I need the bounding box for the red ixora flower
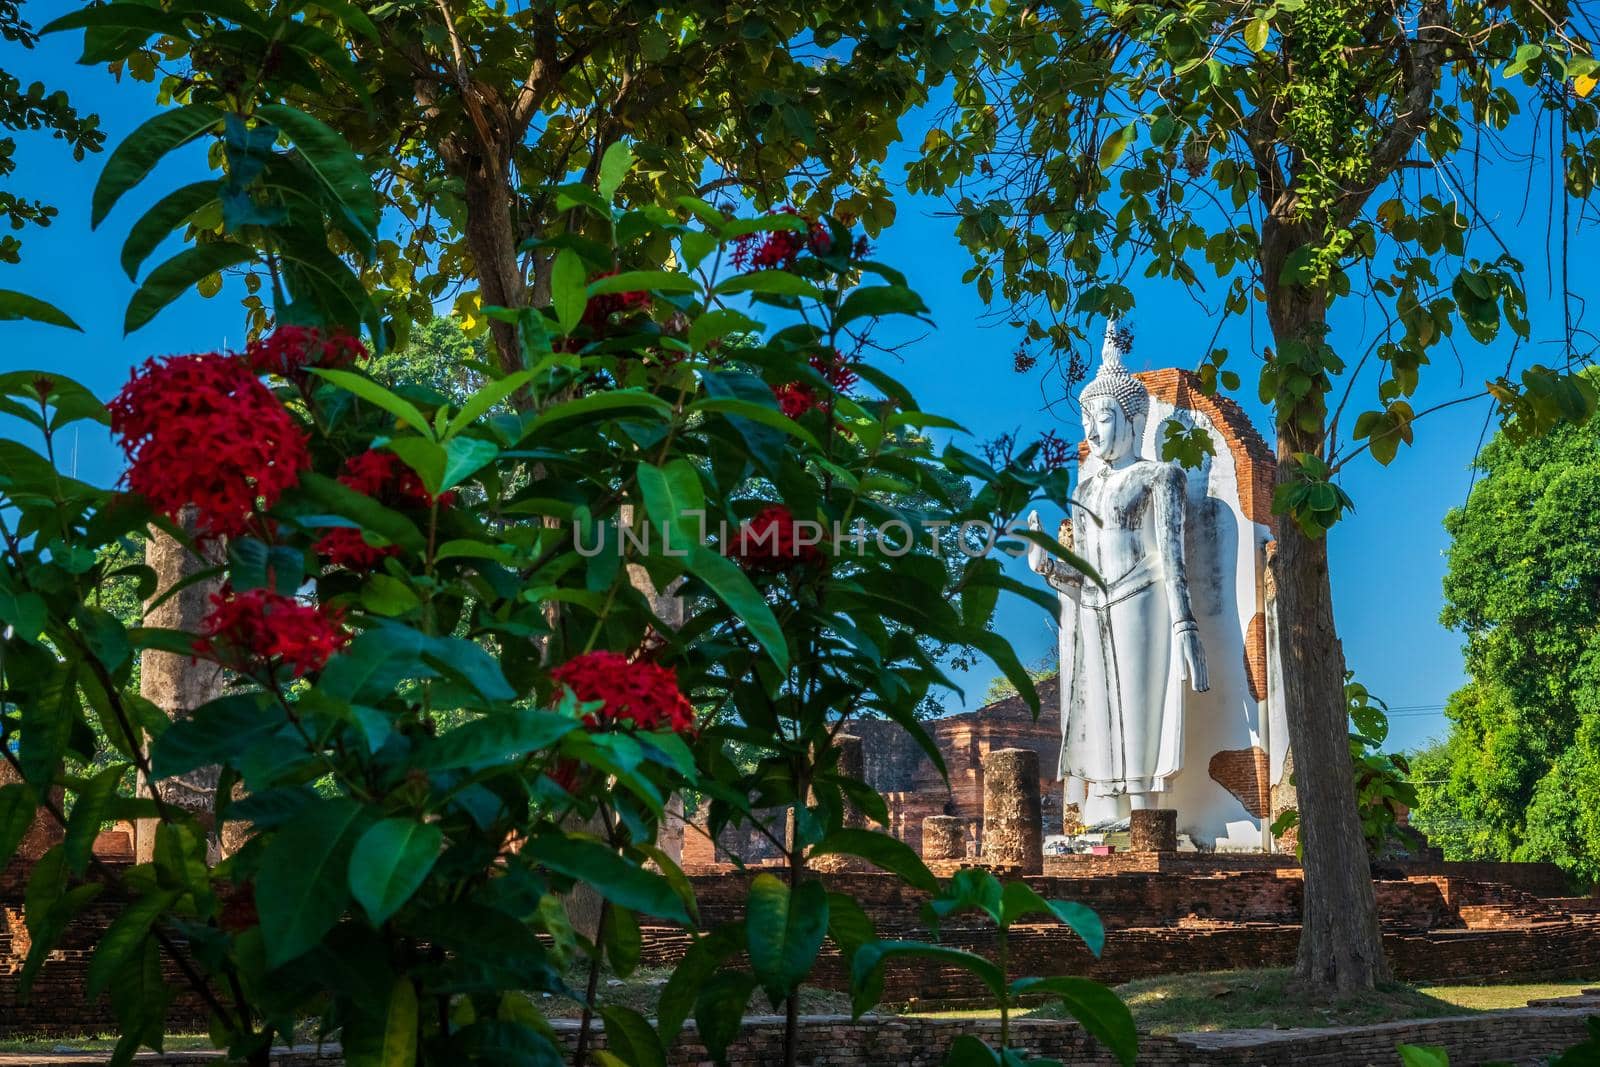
[729,207,830,271]
[193,587,350,678]
[108,352,309,539]
[245,325,366,381]
[731,504,823,572]
[772,382,819,418]
[809,349,859,393]
[551,650,695,734]
[315,450,455,569]
[581,269,652,334]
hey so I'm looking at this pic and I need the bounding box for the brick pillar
[811,735,866,874]
[658,793,685,866]
[981,748,1043,874]
[680,817,718,869]
[922,815,966,861]
[1130,808,1178,853]
[0,758,63,864]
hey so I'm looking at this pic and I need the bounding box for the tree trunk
[1263,249,1389,991]
[135,523,227,863]
[1270,496,1389,991]
[461,153,527,374]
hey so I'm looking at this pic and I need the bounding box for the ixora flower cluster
[551,650,695,734]
[193,587,349,678]
[771,349,861,419]
[107,351,310,541]
[731,503,824,571]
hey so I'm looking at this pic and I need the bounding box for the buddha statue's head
[1079,321,1148,465]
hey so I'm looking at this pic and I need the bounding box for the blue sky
[4,9,1590,752]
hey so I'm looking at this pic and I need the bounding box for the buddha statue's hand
[1176,622,1210,693]
[1025,510,1049,572]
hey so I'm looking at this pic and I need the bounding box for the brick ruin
[680,677,1067,869]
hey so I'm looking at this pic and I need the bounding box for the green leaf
[441,437,499,492]
[746,874,829,1006]
[685,544,790,672]
[444,371,534,439]
[256,797,367,966]
[811,829,937,893]
[0,783,39,870]
[20,669,79,784]
[121,181,217,280]
[713,270,822,298]
[125,242,255,333]
[532,834,690,923]
[361,573,420,617]
[312,368,434,438]
[835,284,929,329]
[850,941,1004,1017]
[348,818,443,925]
[1505,43,1542,77]
[825,890,876,962]
[657,924,743,1043]
[691,396,821,450]
[0,290,81,330]
[343,978,419,1067]
[588,270,698,296]
[417,710,577,771]
[256,104,377,244]
[552,249,586,333]
[297,471,428,555]
[637,459,706,530]
[597,141,634,203]
[599,1005,665,1067]
[688,307,760,350]
[694,970,758,1064]
[1098,123,1137,172]
[85,889,178,1001]
[42,3,189,40]
[1243,15,1270,53]
[524,388,673,433]
[64,763,125,876]
[602,904,642,978]
[1011,977,1137,1066]
[150,694,276,779]
[944,1036,1001,1067]
[93,104,224,227]
[1397,1046,1451,1067]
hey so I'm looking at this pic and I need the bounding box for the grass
[1019,969,1600,1036]
[1418,981,1598,1012]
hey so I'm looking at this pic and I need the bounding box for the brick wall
[18,1008,1593,1067]
[1,859,210,1039]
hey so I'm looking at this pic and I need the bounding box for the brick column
[981,748,1043,874]
[922,815,966,861]
[811,735,866,874]
[1130,808,1178,853]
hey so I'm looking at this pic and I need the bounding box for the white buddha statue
[1029,323,1209,826]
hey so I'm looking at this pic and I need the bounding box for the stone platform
[640,862,1597,1008]
[4,845,1594,1038]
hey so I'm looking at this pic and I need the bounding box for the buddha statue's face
[1083,395,1138,465]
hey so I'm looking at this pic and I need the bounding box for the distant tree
[71,1,979,365]
[1414,393,1600,885]
[0,0,102,326]
[367,314,489,400]
[980,655,1056,706]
